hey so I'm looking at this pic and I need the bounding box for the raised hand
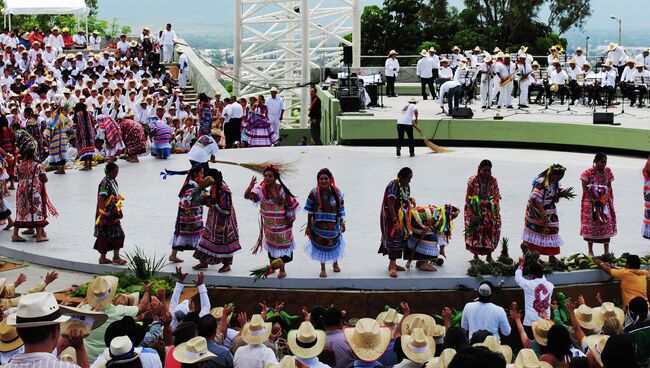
[193,272,205,286]
[44,271,58,285]
[13,273,26,288]
[174,267,188,283]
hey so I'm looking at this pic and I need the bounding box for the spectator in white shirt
[116,34,130,55]
[416,49,435,100]
[89,30,102,51]
[159,23,177,63]
[42,44,57,64]
[266,88,284,137]
[384,50,400,97]
[72,30,87,49]
[233,314,279,368]
[514,256,554,339]
[46,27,65,54]
[461,281,511,341]
[169,268,211,331]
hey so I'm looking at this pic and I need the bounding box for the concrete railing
[174,39,230,98]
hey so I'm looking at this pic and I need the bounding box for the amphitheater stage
[0,146,647,291]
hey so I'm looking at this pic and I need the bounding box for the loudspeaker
[343,45,353,65]
[451,107,474,119]
[339,96,360,112]
[365,84,378,107]
[593,112,614,125]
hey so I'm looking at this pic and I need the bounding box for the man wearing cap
[89,31,101,51]
[416,49,435,100]
[396,97,418,157]
[160,23,178,63]
[4,292,87,368]
[384,50,400,97]
[177,47,189,88]
[73,30,87,49]
[266,88,284,139]
[460,281,511,341]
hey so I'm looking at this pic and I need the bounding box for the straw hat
[242,314,273,345]
[585,334,608,367]
[209,307,233,324]
[388,50,398,56]
[175,46,183,53]
[407,97,418,103]
[344,318,391,362]
[473,335,512,363]
[644,48,650,53]
[401,314,436,336]
[603,59,613,67]
[440,57,449,64]
[583,62,592,68]
[267,355,299,368]
[401,328,436,363]
[428,47,436,53]
[0,319,23,353]
[637,62,646,68]
[59,347,77,364]
[270,87,279,92]
[484,55,493,63]
[569,58,577,65]
[129,40,138,48]
[531,320,554,346]
[103,336,142,364]
[626,58,635,65]
[493,47,501,53]
[376,308,403,327]
[0,278,7,295]
[431,324,446,339]
[173,336,216,364]
[427,348,456,368]
[420,49,429,57]
[574,304,597,330]
[287,322,326,359]
[62,27,69,33]
[93,30,99,35]
[608,42,617,51]
[7,292,70,328]
[86,276,119,310]
[576,47,583,52]
[59,305,109,337]
[593,302,625,328]
[507,349,552,368]
[452,46,460,52]
[473,46,481,52]
[496,52,505,59]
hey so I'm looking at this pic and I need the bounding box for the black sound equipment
[343,45,353,65]
[593,112,614,125]
[451,107,474,119]
[365,84,378,107]
[340,96,361,112]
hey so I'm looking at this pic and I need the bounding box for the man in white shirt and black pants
[396,97,419,157]
[416,49,435,100]
[224,97,243,148]
[438,80,462,116]
[385,50,400,97]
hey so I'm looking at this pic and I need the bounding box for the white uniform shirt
[46,34,64,51]
[228,102,244,119]
[608,46,627,67]
[438,66,453,80]
[266,96,285,118]
[549,69,568,85]
[384,57,400,77]
[178,54,189,73]
[72,34,87,47]
[233,344,278,368]
[636,53,650,69]
[601,69,617,87]
[621,66,636,83]
[415,57,434,79]
[449,52,462,68]
[574,54,587,68]
[461,301,511,341]
[479,62,494,83]
[397,103,417,125]
[188,136,219,162]
[89,35,101,50]
[633,69,650,85]
[159,30,177,45]
[429,54,440,69]
[566,66,580,80]
[116,40,130,54]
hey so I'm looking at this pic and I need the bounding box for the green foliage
[221,80,233,94]
[125,246,168,281]
[67,271,174,299]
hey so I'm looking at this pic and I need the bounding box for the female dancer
[243,95,278,147]
[73,103,97,171]
[643,156,650,239]
[523,164,567,263]
[96,115,126,163]
[197,93,214,137]
[0,151,12,229]
[244,165,299,279]
[193,168,241,271]
[0,115,16,189]
[170,166,205,263]
[379,167,414,278]
[94,162,126,264]
[304,168,346,278]
[119,118,147,163]
[404,204,460,271]
[580,153,617,256]
[43,107,70,174]
[465,159,502,261]
[13,147,56,242]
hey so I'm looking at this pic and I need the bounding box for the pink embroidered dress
[580,167,617,243]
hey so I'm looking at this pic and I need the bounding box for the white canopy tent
[3,0,89,35]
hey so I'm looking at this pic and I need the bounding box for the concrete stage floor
[1,146,647,290]
[365,94,650,130]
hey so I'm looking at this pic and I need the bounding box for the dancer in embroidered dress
[243,95,278,147]
[244,165,299,279]
[580,153,617,256]
[642,156,650,239]
[379,167,414,278]
[192,168,241,271]
[465,160,502,261]
[170,166,205,263]
[304,168,345,278]
[43,107,70,174]
[523,164,567,263]
[0,151,13,229]
[94,162,126,265]
[404,204,459,272]
[119,118,147,163]
[73,103,96,171]
[96,115,126,163]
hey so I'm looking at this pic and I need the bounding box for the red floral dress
[580,167,617,242]
[15,160,54,227]
[464,175,502,255]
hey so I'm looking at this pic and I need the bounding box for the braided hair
[263,165,295,198]
[204,167,224,201]
[316,168,341,218]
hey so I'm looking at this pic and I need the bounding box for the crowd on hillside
[0,254,648,368]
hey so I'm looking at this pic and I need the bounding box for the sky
[97,0,647,44]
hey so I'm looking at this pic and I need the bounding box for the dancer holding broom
[396,97,419,157]
[245,165,299,279]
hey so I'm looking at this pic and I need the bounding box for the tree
[547,0,591,35]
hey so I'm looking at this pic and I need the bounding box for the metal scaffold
[233,0,360,128]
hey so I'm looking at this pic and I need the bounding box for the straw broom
[414,126,446,153]
[212,160,296,175]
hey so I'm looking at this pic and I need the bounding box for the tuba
[555,44,564,54]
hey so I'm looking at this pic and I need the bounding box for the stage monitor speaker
[340,96,360,112]
[451,107,474,119]
[593,112,614,125]
[343,45,353,65]
[365,84,378,107]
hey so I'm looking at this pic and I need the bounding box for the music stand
[615,80,636,117]
[377,70,386,109]
[539,71,561,114]
[462,69,475,107]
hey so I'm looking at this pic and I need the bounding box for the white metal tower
[233,0,360,128]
